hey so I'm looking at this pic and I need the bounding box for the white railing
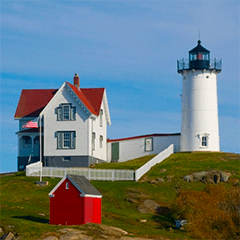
[26,144,173,181]
[26,161,42,176]
[135,144,174,181]
[26,165,134,181]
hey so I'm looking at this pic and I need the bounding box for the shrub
[172,185,240,239]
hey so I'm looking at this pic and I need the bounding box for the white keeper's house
[15,40,222,171]
[15,74,111,171]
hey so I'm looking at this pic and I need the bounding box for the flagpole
[40,114,42,182]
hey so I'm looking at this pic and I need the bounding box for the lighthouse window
[202,137,208,147]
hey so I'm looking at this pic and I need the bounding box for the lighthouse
[177,40,222,152]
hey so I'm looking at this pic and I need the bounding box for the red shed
[48,174,102,225]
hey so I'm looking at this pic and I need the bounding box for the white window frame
[199,133,209,149]
[56,131,76,149]
[92,132,96,151]
[100,135,103,148]
[63,105,70,120]
[100,109,103,127]
[56,104,76,121]
[145,137,153,152]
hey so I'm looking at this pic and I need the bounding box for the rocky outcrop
[184,170,232,183]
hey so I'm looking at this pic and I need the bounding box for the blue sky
[1,1,239,173]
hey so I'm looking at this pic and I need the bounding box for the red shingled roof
[67,83,105,116]
[14,83,105,118]
[14,89,58,118]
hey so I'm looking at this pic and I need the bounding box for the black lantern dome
[177,40,222,73]
[189,40,210,70]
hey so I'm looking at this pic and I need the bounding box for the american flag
[22,118,38,128]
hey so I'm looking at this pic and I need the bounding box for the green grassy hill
[0,152,239,239]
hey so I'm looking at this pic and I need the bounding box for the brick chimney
[73,73,80,89]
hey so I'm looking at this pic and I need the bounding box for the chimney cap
[75,73,78,77]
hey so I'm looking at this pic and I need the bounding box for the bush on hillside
[172,185,240,239]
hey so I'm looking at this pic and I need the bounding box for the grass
[0,152,239,239]
[90,154,156,170]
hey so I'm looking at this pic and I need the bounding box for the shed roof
[48,174,102,198]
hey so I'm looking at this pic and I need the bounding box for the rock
[159,169,167,172]
[38,213,46,216]
[139,219,147,223]
[0,232,14,240]
[156,178,164,183]
[138,199,159,213]
[42,237,58,240]
[184,175,193,182]
[193,171,208,181]
[220,171,231,182]
[148,179,156,184]
[35,181,48,186]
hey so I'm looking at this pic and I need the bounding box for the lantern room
[189,40,210,70]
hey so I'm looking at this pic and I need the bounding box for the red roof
[107,133,180,142]
[67,83,105,116]
[14,89,58,118]
[14,83,105,118]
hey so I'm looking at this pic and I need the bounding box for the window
[66,182,69,189]
[202,136,208,147]
[63,105,70,120]
[100,135,103,148]
[145,137,153,152]
[92,132,96,151]
[100,109,103,127]
[56,104,76,121]
[56,131,76,149]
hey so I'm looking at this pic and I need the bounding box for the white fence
[135,144,174,181]
[26,144,173,181]
[26,161,42,176]
[26,166,134,181]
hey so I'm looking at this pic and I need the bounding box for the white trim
[80,194,102,198]
[48,176,67,197]
[102,89,111,125]
[40,82,66,116]
[65,83,98,119]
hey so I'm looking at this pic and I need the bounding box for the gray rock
[220,172,231,182]
[183,175,193,182]
[42,237,58,240]
[193,171,208,181]
[156,178,164,183]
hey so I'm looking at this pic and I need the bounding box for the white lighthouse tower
[177,40,222,152]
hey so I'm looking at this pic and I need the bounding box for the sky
[0,1,239,173]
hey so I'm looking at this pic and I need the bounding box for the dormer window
[56,104,76,121]
[63,105,70,120]
[66,182,69,189]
